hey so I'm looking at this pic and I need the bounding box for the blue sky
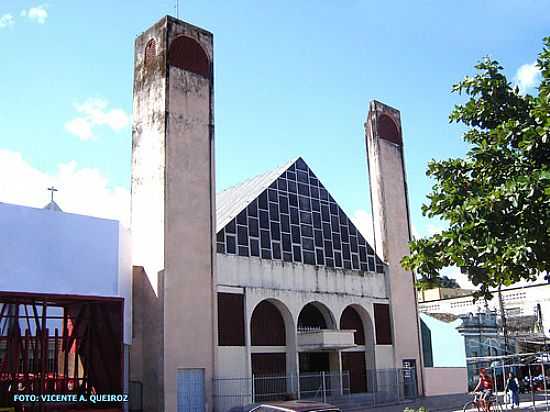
[0,1,548,283]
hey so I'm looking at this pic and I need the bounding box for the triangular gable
[216,157,384,273]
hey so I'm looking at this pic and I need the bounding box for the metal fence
[213,368,417,412]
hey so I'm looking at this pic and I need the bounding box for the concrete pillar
[131,16,216,411]
[364,101,423,394]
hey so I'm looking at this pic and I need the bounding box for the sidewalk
[362,393,550,412]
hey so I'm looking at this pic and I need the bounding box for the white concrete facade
[0,202,132,343]
[215,254,395,379]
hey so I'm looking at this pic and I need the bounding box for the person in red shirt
[474,368,494,412]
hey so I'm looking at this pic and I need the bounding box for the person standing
[505,372,520,408]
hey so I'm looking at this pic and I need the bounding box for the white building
[0,201,132,404]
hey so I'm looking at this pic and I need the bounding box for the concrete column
[131,16,216,411]
[365,100,423,394]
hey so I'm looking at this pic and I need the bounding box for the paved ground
[367,393,550,412]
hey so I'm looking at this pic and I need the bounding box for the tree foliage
[402,37,550,299]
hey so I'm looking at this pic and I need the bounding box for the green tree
[402,38,550,299]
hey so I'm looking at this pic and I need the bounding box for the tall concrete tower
[365,101,423,393]
[131,16,216,412]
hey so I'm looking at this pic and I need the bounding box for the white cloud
[0,149,130,227]
[514,62,541,95]
[0,13,15,28]
[21,5,47,24]
[64,98,130,141]
[64,117,94,141]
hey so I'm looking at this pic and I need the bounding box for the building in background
[420,313,467,396]
[0,201,132,410]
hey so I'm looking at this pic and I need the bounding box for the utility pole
[498,284,510,355]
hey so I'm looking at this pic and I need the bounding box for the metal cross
[176,0,179,18]
[47,186,58,202]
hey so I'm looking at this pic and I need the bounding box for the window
[217,158,385,273]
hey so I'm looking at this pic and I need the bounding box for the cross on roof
[47,186,58,202]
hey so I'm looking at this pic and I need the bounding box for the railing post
[252,374,255,404]
[321,372,327,403]
[396,369,401,402]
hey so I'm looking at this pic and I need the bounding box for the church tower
[131,16,216,412]
[365,101,424,393]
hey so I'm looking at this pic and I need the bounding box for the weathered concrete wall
[365,101,423,392]
[424,367,468,396]
[130,16,216,412]
[130,266,164,412]
[217,254,387,300]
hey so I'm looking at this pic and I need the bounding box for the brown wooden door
[342,352,367,394]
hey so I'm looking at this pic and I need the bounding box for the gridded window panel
[271,222,281,241]
[321,204,330,222]
[311,186,320,199]
[237,210,247,225]
[289,193,298,207]
[291,225,300,243]
[314,230,323,248]
[352,254,359,270]
[277,178,288,192]
[301,225,313,238]
[297,170,309,183]
[259,191,268,210]
[272,242,281,260]
[215,158,386,274]
[226,220,236,234]
[259,210,269,229]
[342,243,351,260]
[237,225,248,246]
[260,230,270,249]
[316,249,324,265]
[341,225,349,242]
[350,236,358,253]
[312,212,321,229]
[280,195,289,214]
[293,245,302,262]
[298,196,311,211]
[288,180,297,193]
[250,238,260,257]
[303,251,315,265]
[269,203,280,222]
[334,251,343,268]
[282,233,291,252]
[303,237,314,251]
[248,201,258,217]
[249,218,259,237]
[300,211,312,224]
[226,235,236,254]
[281,214,290,233]
[290,207,299,225]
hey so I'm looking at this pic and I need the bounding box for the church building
[129,15,424,412]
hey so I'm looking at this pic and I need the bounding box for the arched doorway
[297,302,336,377]
[340,306,368,393]
[250,299,294,400]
